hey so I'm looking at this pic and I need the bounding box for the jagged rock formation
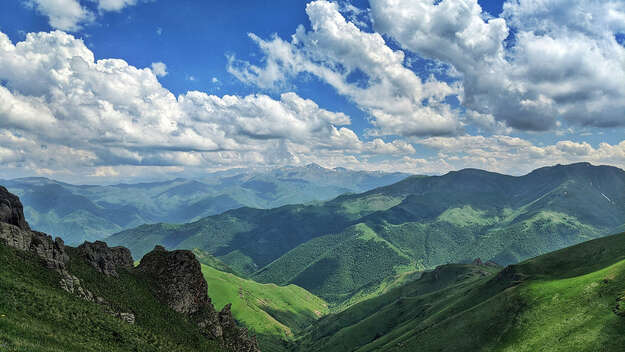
[472,258,484,266]
[77,240,134,277]
[0,186,30,231]
[0,189,65,266]
[137,245,211,314]
[472,258,500,268]
[138,245,260,351]
[218,303,261,352]
[0,186,67,271]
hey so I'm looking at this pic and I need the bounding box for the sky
[0,0,624,183]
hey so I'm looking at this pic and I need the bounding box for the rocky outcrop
[0,186,30,231]
[77,241,134,277]
[472,258,484,266]
[472,258,500,268]
[0,187,135,325]
[59,270,95,302]
[219,304,260,352]
[0,217,68,271]
[137,245,210,314]
[494,265,527,286]
[138,245,260,352]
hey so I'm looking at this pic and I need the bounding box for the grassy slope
[0,243,223,352]
[201,265,328,351]
[300,232,625,352]
[297,263,503,352]
[253,223,418,305]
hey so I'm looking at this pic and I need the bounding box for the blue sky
[0,0,624,182]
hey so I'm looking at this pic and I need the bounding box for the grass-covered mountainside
[201,261,328,351]
[3,164,407,244]
[0,242,226,352]
[193,248,328,350]
[0,185,260,352]
[300,231,625,351]
[108,163,625,305]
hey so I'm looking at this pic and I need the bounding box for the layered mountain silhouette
[3,164,408,245]
[108,163,625,304]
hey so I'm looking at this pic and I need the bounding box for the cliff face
[0,187,67,271]
[0,185,260,352]
[0,186,30,231]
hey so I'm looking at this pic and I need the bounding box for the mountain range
[3,162,625,351]
[107,162,625,306]
[2,164,408,245]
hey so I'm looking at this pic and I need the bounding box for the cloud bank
[1,0,625,181]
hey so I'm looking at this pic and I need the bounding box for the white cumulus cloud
[228,0,461,137]
[151,62,168,77]
[369,0,625,131]
[0,30,416,180]
[25,0,146,31]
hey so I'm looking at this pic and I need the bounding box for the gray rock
[116,312,136,324]
[136,245,210,314]
[472,258,484,266]
[0,186,30,231]
[77,241,134,277]
[219,304,261,352]
[59,271,94,302]
[137,245,260,352]
[0,222,68,271]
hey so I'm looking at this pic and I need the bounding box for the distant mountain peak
[305,162,326,170]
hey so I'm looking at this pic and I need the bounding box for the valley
[108,163,625,307]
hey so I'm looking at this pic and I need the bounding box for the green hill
[201,264,328,351]
[3,165,407,244]
[299,232,625,351]
[107,163,625,305]
[188,248,330,351]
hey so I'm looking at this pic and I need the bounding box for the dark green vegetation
[3,164,407,244]
[299,232,625,351]
[0,242,223,352]
[109,163,625,305]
